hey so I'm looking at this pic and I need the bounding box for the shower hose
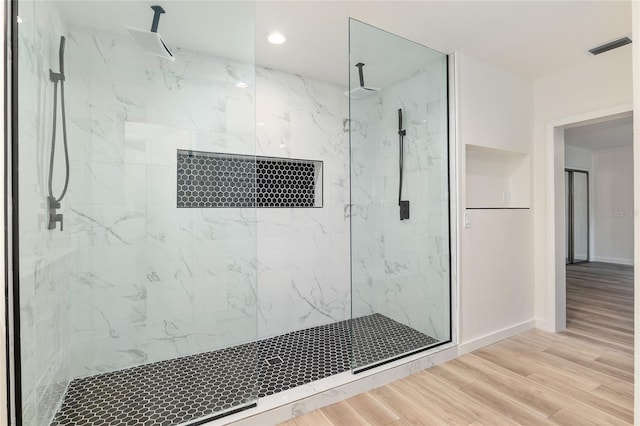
[48,35,70,205]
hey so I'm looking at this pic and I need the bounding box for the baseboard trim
[592,256,634,266]
[458,319,536,355]
[535,319,552,332]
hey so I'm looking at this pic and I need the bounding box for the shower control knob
[47,196,64,231]
[54,214,64,231]
[49,212,63,231]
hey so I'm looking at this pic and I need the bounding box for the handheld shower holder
[47,196,63,231]
[49,69,65,82]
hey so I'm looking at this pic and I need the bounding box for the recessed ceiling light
[256,122,266,126]
[268,32,286,45]
[235,82,248,89]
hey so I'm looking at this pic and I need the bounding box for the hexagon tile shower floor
[50,314,439,426]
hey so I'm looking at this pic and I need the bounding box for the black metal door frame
[565,169,590,265]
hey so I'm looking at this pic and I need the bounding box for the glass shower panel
[349,19,451,371]
[16,0,77,423]
[16,1,259,424]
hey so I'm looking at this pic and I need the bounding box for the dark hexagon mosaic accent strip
[50,314,438,426]
[176,150,321,208]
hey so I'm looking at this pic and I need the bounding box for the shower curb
[219,344,458,426]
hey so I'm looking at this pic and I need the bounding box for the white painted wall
[565,145,593,171]
[563,144,634,266]
[533,48,632,331]
[457,53,535,351]
[593,146,634,265]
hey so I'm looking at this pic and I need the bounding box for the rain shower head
[126,5,175,62]
[346,86,380,99]
[344,62,380,99]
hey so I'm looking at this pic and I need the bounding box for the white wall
[563,144,634,266]
[593,146,634,265]
[565,145,593,171]
[533,48,632,331]
[457,53,535,352]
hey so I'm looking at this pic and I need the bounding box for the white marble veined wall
[255,67,350,337]
[19,6,448,411]
[350,62,451,341]
[63,25,257,377]
[17,0,73,425]
[60,24,349,377]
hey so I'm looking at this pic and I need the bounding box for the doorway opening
[561,112,633,350]
[549,107,633,357]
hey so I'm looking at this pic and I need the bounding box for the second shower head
[344,62,381,99]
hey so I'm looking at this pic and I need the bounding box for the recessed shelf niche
[177,150,323,208]
[465,144,530,209]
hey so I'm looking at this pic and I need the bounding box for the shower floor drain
[51,313,440,426]
[265,356,284,366]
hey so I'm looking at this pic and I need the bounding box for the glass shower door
[15,1,259,424]
[349,19,451,371]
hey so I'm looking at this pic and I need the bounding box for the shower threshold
[50,313,439,426]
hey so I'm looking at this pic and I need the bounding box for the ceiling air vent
[589,37,632,55]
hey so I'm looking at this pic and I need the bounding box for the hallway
[566,262,634,351]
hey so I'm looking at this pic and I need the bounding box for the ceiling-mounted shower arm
[126,5,175,61]
[150,5,165,33]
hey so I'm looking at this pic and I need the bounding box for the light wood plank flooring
[280,262,634,425]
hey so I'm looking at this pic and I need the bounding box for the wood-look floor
[280,262,634,425]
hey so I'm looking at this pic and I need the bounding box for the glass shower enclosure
[11,4,452,425]
[349,19,451,371]
[15,1,259,424]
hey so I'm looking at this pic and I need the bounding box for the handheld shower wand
[47,35,70,231]
[398,108,409,220]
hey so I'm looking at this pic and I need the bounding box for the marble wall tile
[18,0,75,423]
[350,62,451,341]
[20,10,450,418]
[45,21,349,378]
[254,66,349,338]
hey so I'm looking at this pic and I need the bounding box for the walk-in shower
[11,2,451,425]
